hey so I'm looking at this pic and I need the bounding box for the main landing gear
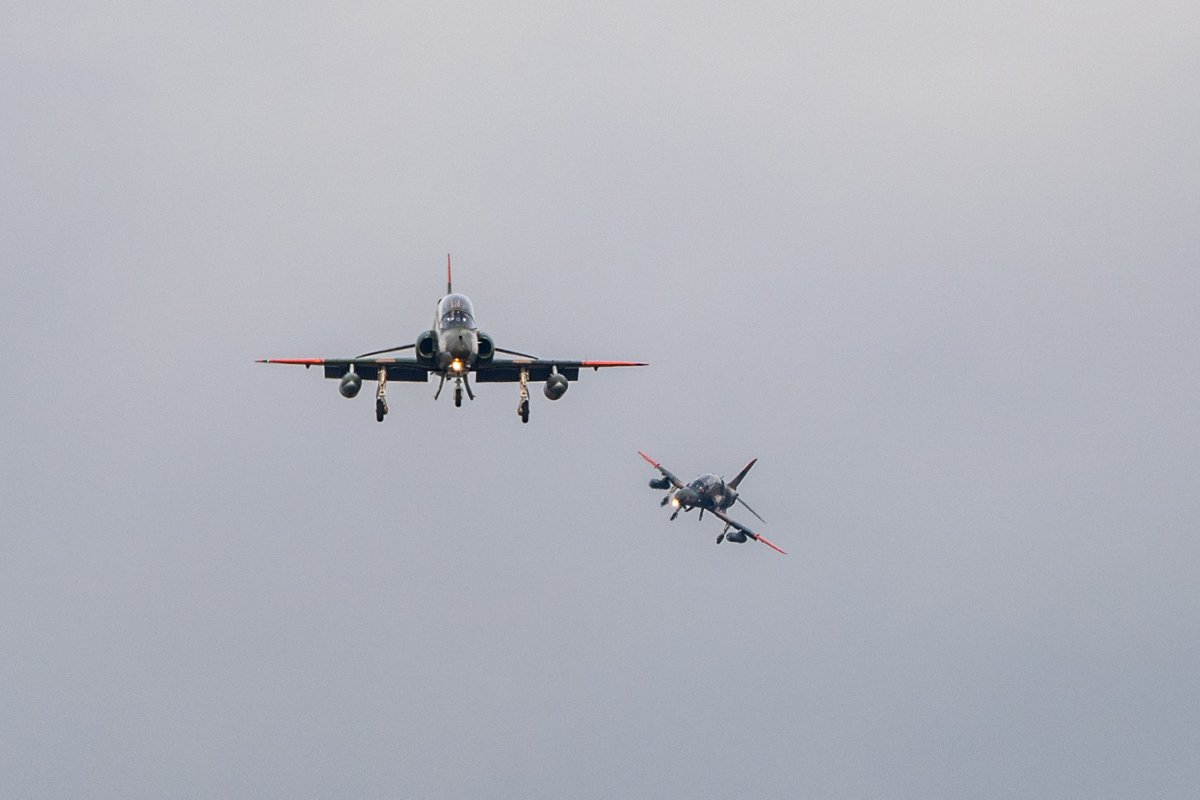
[375,366,389,423]
[517,367,530,423]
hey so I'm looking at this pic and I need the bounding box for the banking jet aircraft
[638,451,786,554]
[259,257,646,423]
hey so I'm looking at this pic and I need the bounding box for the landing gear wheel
[517,367,531,425]
[375,366,388,422]
[454,387,463,407]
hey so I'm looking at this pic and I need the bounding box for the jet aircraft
[259,257,646,423]
[638,451,786,554]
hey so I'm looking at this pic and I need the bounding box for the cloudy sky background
[3,2,1198,797]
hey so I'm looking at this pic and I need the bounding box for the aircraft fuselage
[672,473,737,512]
[434,292,479,373]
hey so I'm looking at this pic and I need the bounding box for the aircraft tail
[446,253,453,294]
[728,458,757,489]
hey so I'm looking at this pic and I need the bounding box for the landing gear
[439,370,472,409]
[517,367,530,424]
[375,366,389,422]
[717,524,729,544]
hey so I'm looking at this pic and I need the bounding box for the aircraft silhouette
[259,256,646,422]
[638,451,786,554]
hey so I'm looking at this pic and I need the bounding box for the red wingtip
[257,358,326,365]
[756,535,787,555]
[637,450,660,468]
[581,360,649,367]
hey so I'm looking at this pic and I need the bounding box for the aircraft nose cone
[440,330,476,364]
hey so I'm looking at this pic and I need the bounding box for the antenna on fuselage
[446,253,453,294]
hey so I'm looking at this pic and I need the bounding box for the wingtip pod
[638,450,660,468]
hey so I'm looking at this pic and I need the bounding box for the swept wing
[257,357,645,383]
[256,358,431,382]
[709,507,788,555]
[637,450,685,490]
[475,359,646,383]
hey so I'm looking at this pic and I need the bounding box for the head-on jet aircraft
[638,451,786,554]
[259,256,646,423]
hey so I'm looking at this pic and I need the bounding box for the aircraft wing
[257,358,432,382]
[637,450,686,490]
[474,359,646,383]
[708,507,787,555]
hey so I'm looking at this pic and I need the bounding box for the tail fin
[446,253,453,294]
[728,458,757,489]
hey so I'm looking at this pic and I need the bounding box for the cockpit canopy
[438,294,476,329]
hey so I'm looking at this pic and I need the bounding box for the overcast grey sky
[3,2,1198,797]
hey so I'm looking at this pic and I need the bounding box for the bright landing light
[450,359,463,372]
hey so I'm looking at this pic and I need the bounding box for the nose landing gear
[453,372,475,408]
[436,370,475,408]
